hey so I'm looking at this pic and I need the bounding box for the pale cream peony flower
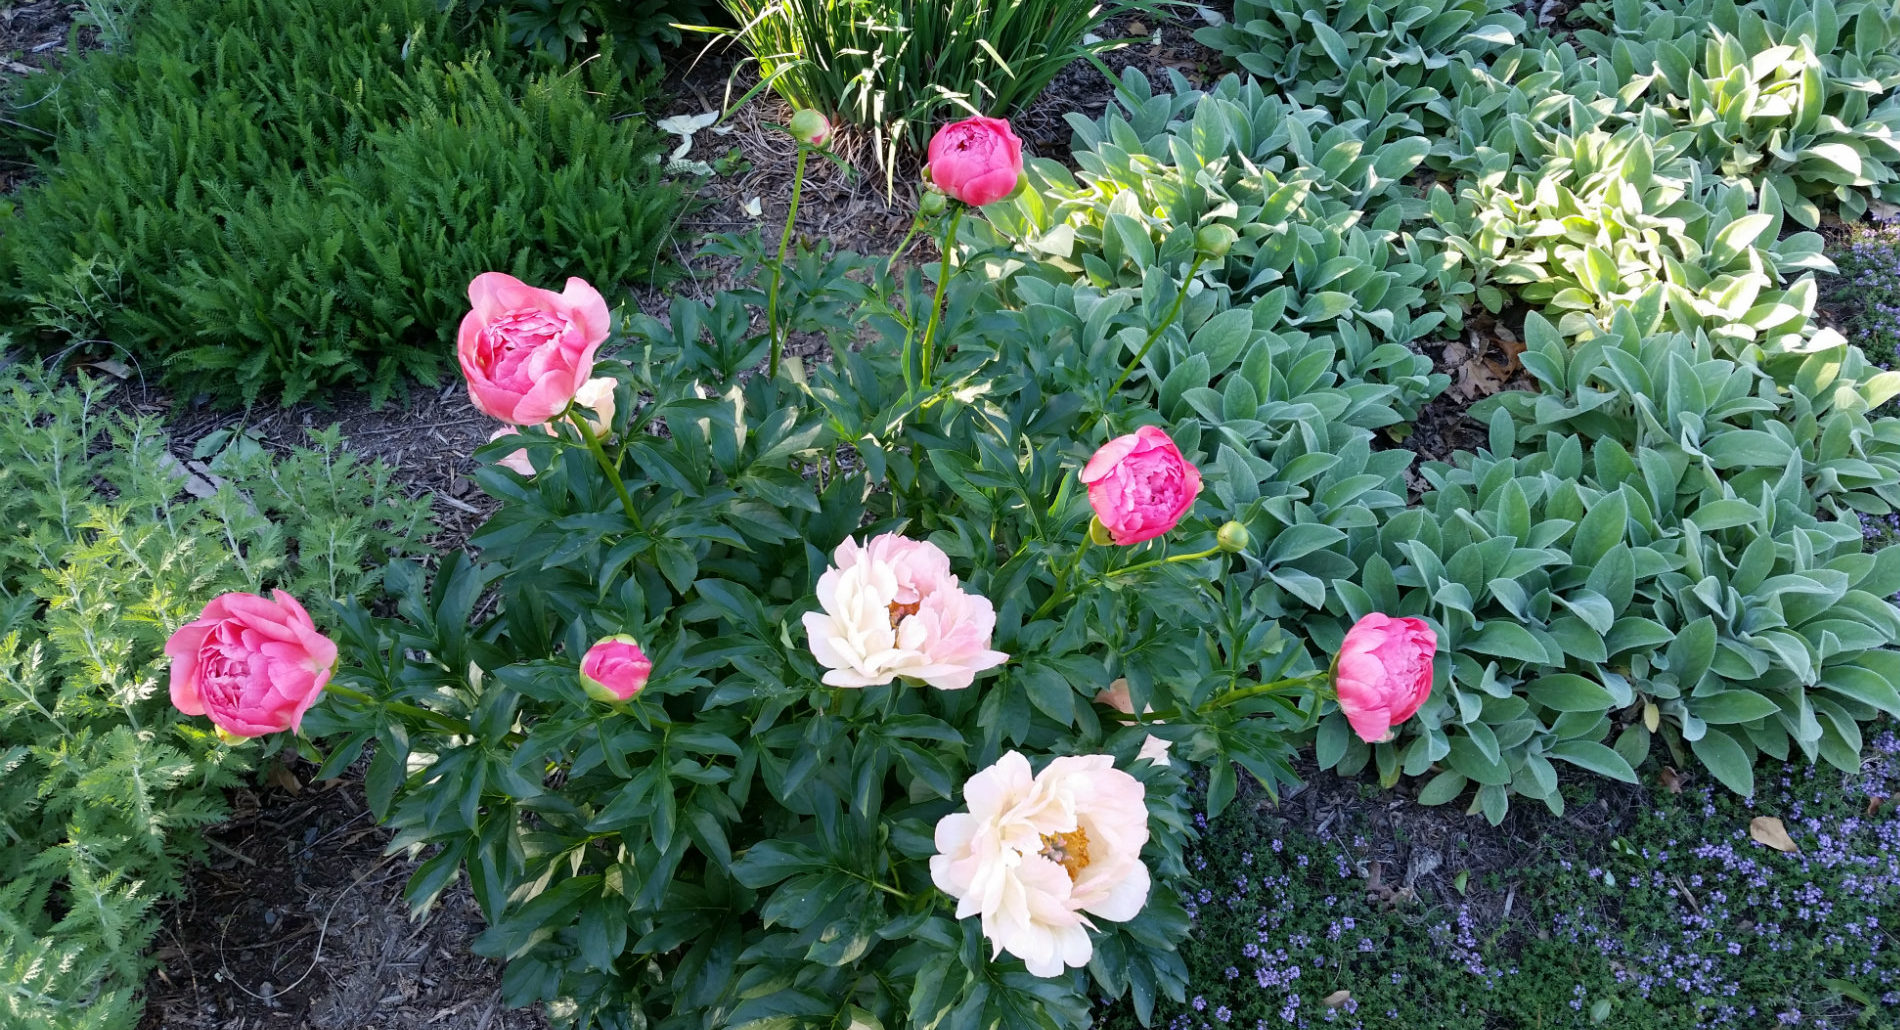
[572,376,617,437]
[482,376,617,477]
[930,752,1152,976]
[1095,678,1172,767]
[802,533,1008,690]
[488,427,537,475]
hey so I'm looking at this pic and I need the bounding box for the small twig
[207,837,258,867]
[217,854,395,1002]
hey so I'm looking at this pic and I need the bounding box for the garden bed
[6,0,1899,1024]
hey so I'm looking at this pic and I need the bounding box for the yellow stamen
[888,600,921,628]
[1039,827,1091,880]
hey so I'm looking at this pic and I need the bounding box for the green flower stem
[843,866,912,900]
[1030,535,1094,621]
[1108,255,1207,396]
[326,683,475,738]
[1101,543,1224,581]
[1096,670,1332,724]
[883,215,925,283]
[568,408,641,529]
[918,204,966,390]
[766,145,809,379]
[1202,670,1333,712]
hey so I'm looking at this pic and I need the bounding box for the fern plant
[0,366,429,1030]
[0,0,689,405]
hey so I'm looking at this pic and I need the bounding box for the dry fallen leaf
[266,761,303,796]
[1446,329,1527,400]
[88,358,132,379]
[1659,767,1686,794]
[1323,990,1352,1009]
[1868,796,1888,816]
[1748,816,1799,854]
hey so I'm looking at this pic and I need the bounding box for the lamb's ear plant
[0,367,428,1030]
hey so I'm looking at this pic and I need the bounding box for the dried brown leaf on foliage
[1444,322,1527,401]
[1748,816,1800,854]
[1659,767,1687,793]
[1323,990,1353,1009]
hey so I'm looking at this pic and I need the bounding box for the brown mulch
[105,373,500,554]
[1247,765,1649,935]
[139,766,543,1030]
[1,0,94,189]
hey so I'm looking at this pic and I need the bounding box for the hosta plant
[1331,309,1900,818]
[975,69,1454,422]
[1426,116,1837,351]
[1193,0,1527,107]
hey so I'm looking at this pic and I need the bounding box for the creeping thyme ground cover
[1110,726,1900,1030]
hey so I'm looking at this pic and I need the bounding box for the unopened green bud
[1195,224,1238,260]
[920,190,949,216]
[1216,521,1251,553]
[788,109,831,148]
[1088,515,1115,547]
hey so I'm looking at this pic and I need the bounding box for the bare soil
[138,769,542,1030]
[1245,763,1650,935]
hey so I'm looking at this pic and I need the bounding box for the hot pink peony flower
[1095,679,1171,767]
[1079,426,1203,546]
[165,590,337,739]
[1334,613,1438,742]
[925,116,1024,207]
[580,635,653,703]
[802,533,1008,690]
[930,752,1152,976]
[457,273,611,425]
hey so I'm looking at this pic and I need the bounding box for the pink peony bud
[1334,614,1438,742]
[165,590,338,739]
[580,635,653,703]
[788,109,831,148]
[924,116,1024,207]
[1079,426,1203,546]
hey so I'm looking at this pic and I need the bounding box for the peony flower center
[1039,827,1091,880]
[200,638,252,709]
[888,600,921,628]
[480,308,573,385]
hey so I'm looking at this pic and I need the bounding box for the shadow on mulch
[1246,763,1650,937]
[139,763,544,1030]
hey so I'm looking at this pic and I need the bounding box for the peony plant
[302,114,1439,1030]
